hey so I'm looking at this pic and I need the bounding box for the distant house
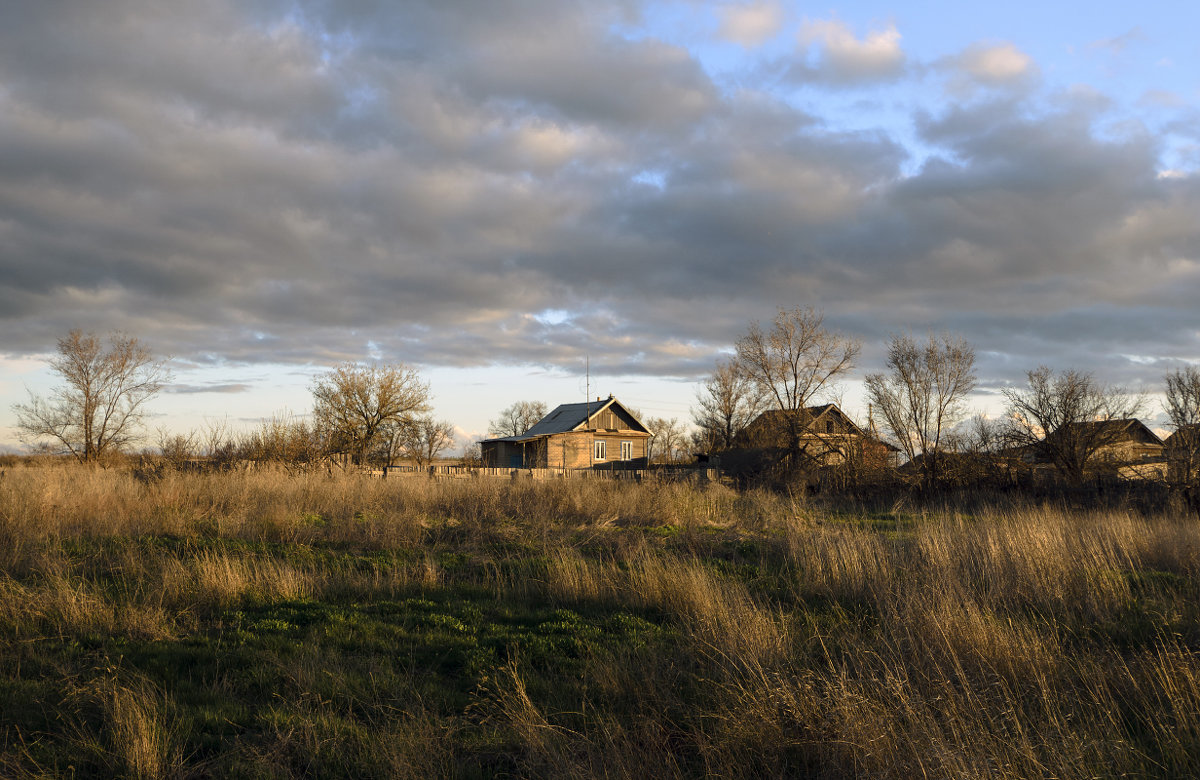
[733,404,897,468]
[1164,425,1200,483]
[481,395,651,469]
[1027,418,1166,480]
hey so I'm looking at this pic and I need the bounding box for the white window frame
[621,441,632,461]
[594,439,606,461]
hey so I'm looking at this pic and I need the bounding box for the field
[1,464,1199,778]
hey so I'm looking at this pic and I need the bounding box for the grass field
[1,464,1198,778]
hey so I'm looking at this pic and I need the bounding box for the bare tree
[199,418,239,466]
[1002,366,1144,484]
[237,411,323,466]
[310,363,430,464]
[400,416,455,469]
[646,416,687,464]
[692,358,766,452]
[460,441,483,466]
[1164,367,1200,506]
[488,400,548,438]
[865,333,977,491]
[13,330,171,463]
[734,307,860,471]
[155,426,198,469]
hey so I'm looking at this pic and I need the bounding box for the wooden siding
[588,405,643,432]
[482,431,649,469]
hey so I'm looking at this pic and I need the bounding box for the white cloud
[792,18,905,85]
[960,42,1034,83]
[939,41,1038,96]
[717,1,784,47]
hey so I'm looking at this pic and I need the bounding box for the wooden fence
[364,465,722,482]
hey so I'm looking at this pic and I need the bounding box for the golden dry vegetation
[1,463,1198,777]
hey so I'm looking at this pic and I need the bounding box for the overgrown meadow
[2,464,1199,778]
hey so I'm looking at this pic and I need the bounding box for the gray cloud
[167,383,254,395]
[0,0,1197,408]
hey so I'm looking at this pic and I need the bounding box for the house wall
[541,432,650,469]
[801,434,859,466]
[1095,440,1163,463]
[488,431,652,469]
[543,432,593,469]
[590,433,649,468]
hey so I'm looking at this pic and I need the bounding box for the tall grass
[1,463,1198,777]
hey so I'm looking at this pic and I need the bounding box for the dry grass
[1,463,1198,777]
[101,677,184,780]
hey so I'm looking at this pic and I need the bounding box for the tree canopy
[310,362,430,463]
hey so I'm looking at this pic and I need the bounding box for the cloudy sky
[1,0,1198,449]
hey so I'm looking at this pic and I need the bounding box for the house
[1164,425,1200,483]
[1026,418,1166,480]
[481,395,652,469]
[732,404,897,468]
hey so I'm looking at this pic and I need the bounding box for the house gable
[586,399,648,433]
[739,404,865,447]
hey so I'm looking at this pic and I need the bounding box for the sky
[1,0,1198,452]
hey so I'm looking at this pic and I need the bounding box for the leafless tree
[199,418,239,466]
[1164,367,1200,505]
[400,416,455,469]
[488,400,549,438]
[460,441,483,466]
[310,362,430,464]
[1002,366,1144,484]
[155,426,198,469]
[646,416,687,463]
[865,333,977,491]
[13,330,171,463]
[734,306,860,471]
[237,412,323,466]
[692,358,767,452]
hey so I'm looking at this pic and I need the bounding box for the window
[594,440,606,461]
[825,419,834,434]
[621,441,632,461]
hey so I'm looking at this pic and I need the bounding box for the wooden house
[481,395,651,469]
[1164,425,1200,483]
[1026,418,1166,480]
[733,404,896,467]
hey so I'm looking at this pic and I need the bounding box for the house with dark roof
[732,404,897,467]
[1165,425,1200,484]
[1025,418,1166,480]
[480,395,652,469]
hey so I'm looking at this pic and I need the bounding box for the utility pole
[585,355,592,465]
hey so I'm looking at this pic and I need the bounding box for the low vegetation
[2,463,1199,777]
